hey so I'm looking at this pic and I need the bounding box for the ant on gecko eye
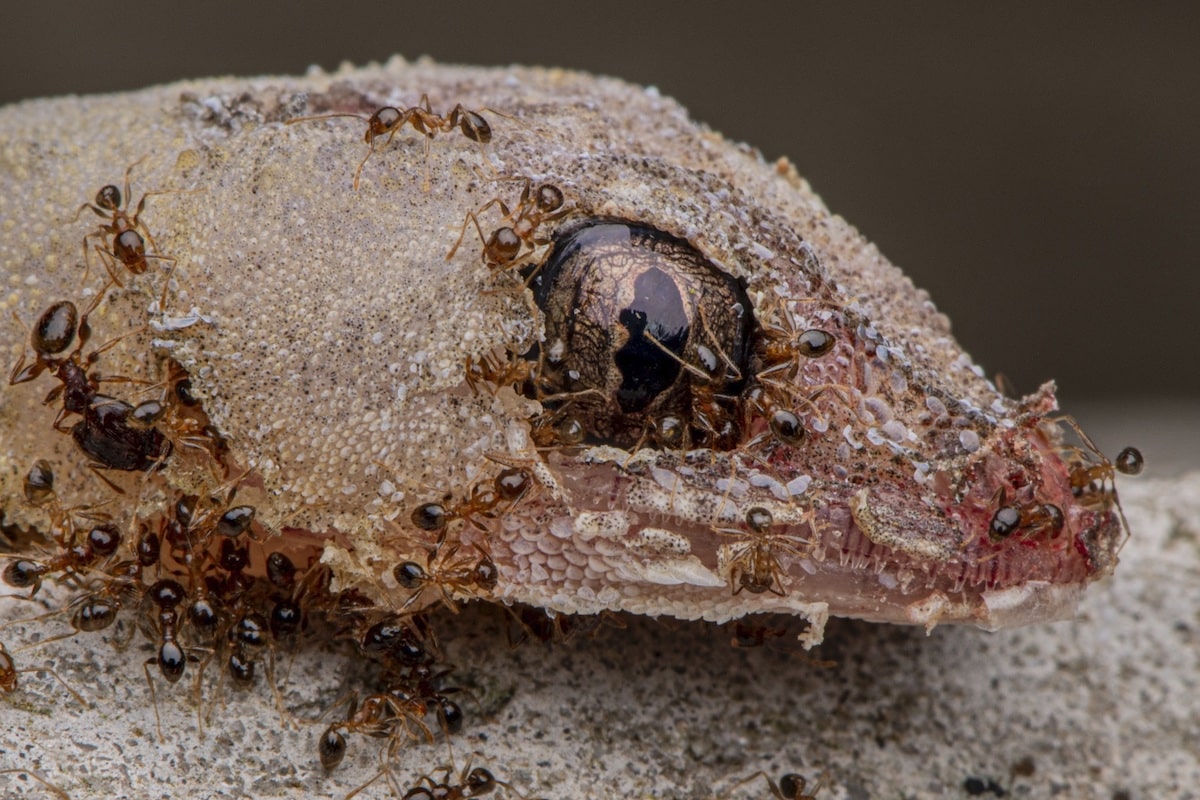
[288,94,506,190]
[446,178,568,276]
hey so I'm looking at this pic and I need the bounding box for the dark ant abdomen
[72,395,171,471]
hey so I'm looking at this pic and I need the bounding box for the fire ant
[392,539,499,615]
[716,507,812,596]
[316,689,435,772]
[408,466,533,537]
[9,297,170,490]
[446,178,569,275]
[72,158,183,303]
[288,94,504,190]
[398,763,539,800]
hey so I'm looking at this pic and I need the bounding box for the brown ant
[716,507,812,596]
[13,458,117,550]
[2,517,120,598]
[408,466,532,538]
[316,689,435,772]
[986,494,1066,545]
[729,770,823,799]
[392,539,499,615]
[288,94,504,190]
[139,577,204,739]
[1047,417,1143,547]
[398,763,539,800]
[2,462,123,597]
[396,470,527,612]
[754,293,839,384]
[463,348,540,398]
[130,364,229,470]
[72,158,184,304]
[446,178,569,275]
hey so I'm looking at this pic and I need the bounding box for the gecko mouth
[541,401,1130,631]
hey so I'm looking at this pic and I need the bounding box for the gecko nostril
[529,219,754,449]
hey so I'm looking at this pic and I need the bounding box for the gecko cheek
[530,220,754,449]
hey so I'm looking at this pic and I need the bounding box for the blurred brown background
[2,2,1196,464]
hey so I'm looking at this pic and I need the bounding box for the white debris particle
[842,424,862,449]
[573,511,632,540]
[882,420,907,443]
[750,241,775,259]
[626,528,691,555]
[715,477,750,497]
[786,475,812,496]
[651,466,681,492]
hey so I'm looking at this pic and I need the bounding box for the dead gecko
[0,57,1137,658]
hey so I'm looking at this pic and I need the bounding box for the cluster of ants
[0,125,565,797]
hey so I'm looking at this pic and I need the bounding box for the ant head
[535,184,564,213]
[1115,446,1144,476]
[95,184,121,211]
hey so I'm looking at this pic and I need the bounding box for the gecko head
[520,215,1137,631]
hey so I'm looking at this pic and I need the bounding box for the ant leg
[344,768,388,800]
[352,135,383,192]
[446,211,492,262]
[0,769,70,800]
[89,240,125,288]
[142,659,165,742]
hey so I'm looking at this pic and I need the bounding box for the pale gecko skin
[0,58,1125,646]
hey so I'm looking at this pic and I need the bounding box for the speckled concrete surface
[2,470,1197,800]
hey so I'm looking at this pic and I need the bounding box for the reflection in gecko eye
[529,219,754,450]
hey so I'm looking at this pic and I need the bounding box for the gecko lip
[537,383,1126,631]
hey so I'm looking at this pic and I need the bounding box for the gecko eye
[530,219,754,448]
